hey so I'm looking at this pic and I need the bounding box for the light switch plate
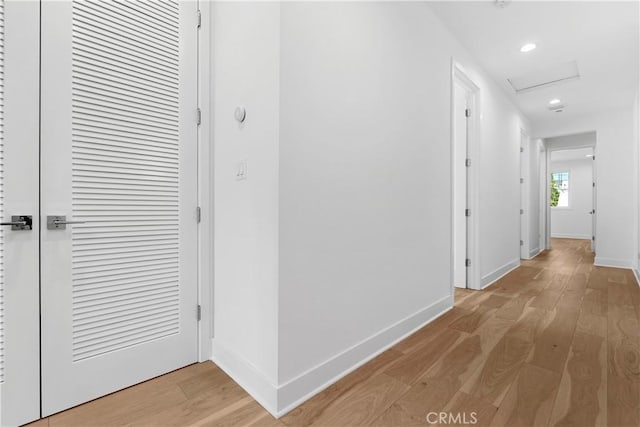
[236,160,247,181]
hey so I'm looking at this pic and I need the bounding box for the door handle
[47,215,86,230]
[0,215,33,230]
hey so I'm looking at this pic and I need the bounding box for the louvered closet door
[40,0,199,416]
[0,1,41,425]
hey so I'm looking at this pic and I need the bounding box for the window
[551,172,569,207]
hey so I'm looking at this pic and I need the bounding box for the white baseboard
[212,295,454,418]
[550,233,592,240]
[594,257,634,269]
[211,340,279,416]
[633,268,640,287]
[276,294,453,416]
[529,247,542,258]
[481,258,520,289]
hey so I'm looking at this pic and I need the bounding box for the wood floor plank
[528,307,580,374]
[178,364,241,400]
[490,363,560,427]
[528,289,562,311]
[565,272,588,292]
[607,286,640,427]
[393,308,466,354]
[383,328,462,385]
[587,268,609,290]
[582,288,608,317]
[195,399,279,427]
[460,334,533,406]
[392,335,484,419]
[48,376,189,426]
[456,290,493,311]
[494,294,535,321]
[437,391,498,427]
[280,348,403,426]
[448,305,496,334]
[306,374,409,426]
[128,372,248,426]
[548,332,607,427]
[576,311,607,339]
[392,315,513,420]
[503,307,547,343]
[480,295,511,309]
[556,288,586,312]
[371,403,427,427]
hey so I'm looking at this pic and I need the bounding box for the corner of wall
[211,339,279,416]
[481,258,520,288]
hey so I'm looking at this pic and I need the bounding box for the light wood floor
[29,238,640,426]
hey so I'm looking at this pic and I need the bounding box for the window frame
[550,170,571,209]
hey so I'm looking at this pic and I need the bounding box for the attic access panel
[508,60,580,93]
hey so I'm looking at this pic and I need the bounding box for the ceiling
[428,1,639,127]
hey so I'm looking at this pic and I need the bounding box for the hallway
[30,238,640,426]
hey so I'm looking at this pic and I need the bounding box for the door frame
[520,128,530,259]
[543,140,597,251]
[197,0,212,362]
[450,61,480,291]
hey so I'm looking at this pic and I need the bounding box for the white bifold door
[3,0,200,424]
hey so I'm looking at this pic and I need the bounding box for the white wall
[550,158,593,239]
[211,2,280,407]
[211,1,530,416]
[277,1,528,413]
[534,108,635,268]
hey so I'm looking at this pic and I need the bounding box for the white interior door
[40,0,199,416]
[0,1,41,425]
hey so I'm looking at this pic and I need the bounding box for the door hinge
[592,156,595,160]
[197,304,202,321]
[465,258,471,267]
[465,158,471,167]
[465,108,471,118]
[520,147,524,153]
[593,182,596,187]
[197,10,202,29]
[465,208,471,217]
[520,240,524,246]
[592,236,596,241]
[520,208,524,215]
[196,206,202,223]
[197,108,202,126]
[520,178,524,184]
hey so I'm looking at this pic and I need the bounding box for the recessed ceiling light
[586,154,593,157]
[520,43,537,53]
[549,98,561,105]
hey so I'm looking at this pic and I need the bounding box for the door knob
[0,215,33,230]
[47,215,86,230]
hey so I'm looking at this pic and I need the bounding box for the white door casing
[453,82,468,289]
[40,0,199,416]
[0,1,41,425]
[520,129,529,259]
[451,62,480,291]
[591,149,597,252]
